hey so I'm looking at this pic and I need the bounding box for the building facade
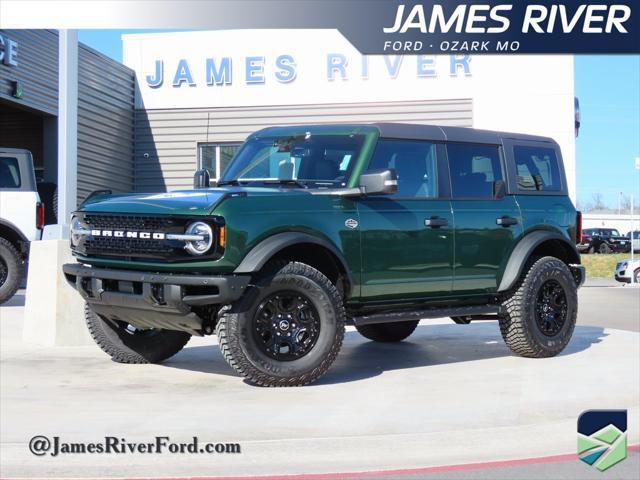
[1,29,578,212]
[123,30,577,198]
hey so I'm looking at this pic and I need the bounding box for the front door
[445,142,523,294]
[357,139,454,301]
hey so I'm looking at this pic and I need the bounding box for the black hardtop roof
[372,123,556,145]
[252,123,557,146]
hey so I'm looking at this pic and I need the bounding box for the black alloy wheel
[535,279,568,336]
[253,291,321,361]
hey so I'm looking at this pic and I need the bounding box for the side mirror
[193,169,210,189]
[493,179,506,199]
[358,169,398,196]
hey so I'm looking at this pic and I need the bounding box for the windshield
[220,134,365,187]
[602,229,621,236]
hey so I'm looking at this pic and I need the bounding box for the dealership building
[1,29,578,218]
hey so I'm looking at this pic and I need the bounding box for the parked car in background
[625,230,640,253]
[614,258,640,284]
[578,228,631,254]
[0,149,44,304]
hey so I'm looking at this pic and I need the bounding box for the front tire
[499,256,577,358]
[0,237,23,305]
[599,243,611,254]
[216,261,345,387]
[355,320,419,342]
[85,304,191,363]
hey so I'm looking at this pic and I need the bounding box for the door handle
[496,216,519,227]
[425,217,448,228]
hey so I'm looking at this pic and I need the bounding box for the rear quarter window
[513,146,561,192]
[0,157,22,188]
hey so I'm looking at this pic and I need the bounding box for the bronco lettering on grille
[90,229,166,240]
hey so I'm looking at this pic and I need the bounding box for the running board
[352,305,503,327]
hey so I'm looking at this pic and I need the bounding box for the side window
[367,140,438,198]
[513,145,561,191]
[0,157,22,189]
[447,143,502,199]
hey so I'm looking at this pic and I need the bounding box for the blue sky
[78,30,640,208]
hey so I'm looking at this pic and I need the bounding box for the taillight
[36,202,45,229]
[576,211,582,244]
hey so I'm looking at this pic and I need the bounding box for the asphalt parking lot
[1,284,638,479]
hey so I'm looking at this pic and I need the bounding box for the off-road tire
[587,245,595,254]
[216,261,345,387]
[451,316,472,325]
[0,237,23,305]
[85,304,191,363]
[599,243,611,254]
[355,320,419,342]
[499,256,577,358]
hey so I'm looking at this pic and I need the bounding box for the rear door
[446,142,523,294]
[0,151,41,241]
[357,139,454,301]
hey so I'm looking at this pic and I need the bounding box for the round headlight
[70,217,82,247]
[184,221,213,255]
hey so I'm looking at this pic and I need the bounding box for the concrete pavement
[1,288,639,479]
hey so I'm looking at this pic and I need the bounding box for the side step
[352,305,503,327]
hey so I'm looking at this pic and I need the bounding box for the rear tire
[355,320,420,342]
[0,237,23,305]
[216,261,345,387]
[85,304,191,363]
[499,256,577,358]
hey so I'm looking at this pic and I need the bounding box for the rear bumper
[62,263,251,315]
[570,264,586,288]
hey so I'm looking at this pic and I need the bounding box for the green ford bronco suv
[63,123,585,386]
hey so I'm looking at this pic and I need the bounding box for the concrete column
[43,29,78,240]
[23,30,91,346]
[23,240,92,346]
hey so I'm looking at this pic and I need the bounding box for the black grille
[78,214,186,260]
[84,237,174,257]
[83,214,178,232]
[74,213,222,262]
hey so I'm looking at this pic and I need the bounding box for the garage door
[134,98,473,192]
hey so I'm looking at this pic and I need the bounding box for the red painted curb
[124,443,640,480]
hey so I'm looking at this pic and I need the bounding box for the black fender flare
[0,218,29,255]
[497,230,580,292]
[234,232,353,295]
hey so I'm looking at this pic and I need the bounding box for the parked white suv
[0,149,44,303]
[614,258,640,284]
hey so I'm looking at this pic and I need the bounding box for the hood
[78,186,309,216]
[79,189,233,216]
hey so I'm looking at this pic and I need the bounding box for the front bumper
[608,243,631,252]
[62,263,251,334]
[570,264,586,288]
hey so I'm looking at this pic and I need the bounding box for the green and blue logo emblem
[577,410,627,471]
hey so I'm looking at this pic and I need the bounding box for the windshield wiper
[261,179,309,189]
